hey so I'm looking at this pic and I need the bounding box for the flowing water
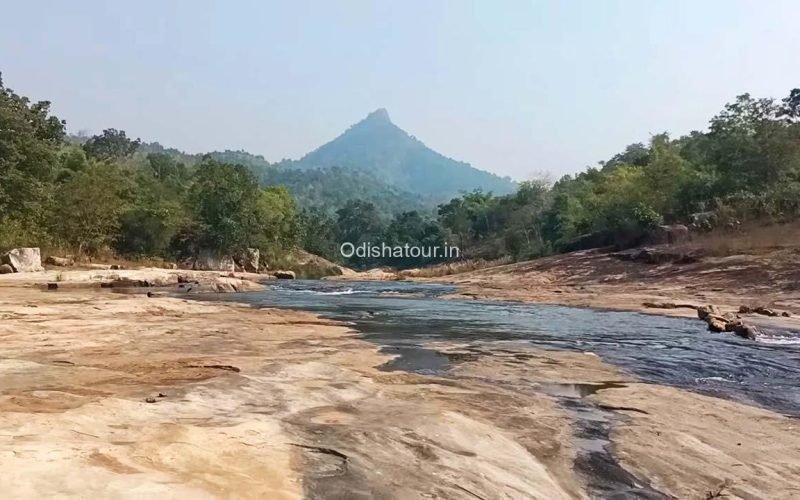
[209,279,800,417]
[198,279,800,497]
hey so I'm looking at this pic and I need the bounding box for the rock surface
[1,286,799,498]
[193,249,235,272]
[611,247,701,265]
[235,248,260,273]
[649,224,689,245]
[0,247,44,273]
[45,256,74,266]
[273,270,296,280]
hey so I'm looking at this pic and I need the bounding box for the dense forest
[2,71,798,272]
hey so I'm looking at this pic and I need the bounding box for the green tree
[51,164,128,254]
[83,128,141,162]
[0,73,65,245]
[185,158,264,254]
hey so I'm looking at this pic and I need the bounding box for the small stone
[144,397,157,403]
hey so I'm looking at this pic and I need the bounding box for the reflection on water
[203,280,800,416]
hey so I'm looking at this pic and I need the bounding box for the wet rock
[214,277,266,293]
[782,311,791,318]
[45,255,74,266]
[753,306,779,317]
[733,323,761,340]
[144,397,157,403]
[707,316,728,333]
[274,270,296,280]
[1,247,44,272]
[721,312,739,322]
[0,263,14,274]
[697,305,721,320]
[738,305,753,314]
[724,319,743,333]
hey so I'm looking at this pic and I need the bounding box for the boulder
[235,248,260,273]
[45,256,74,267]
[697,305,722,320]
[649,224,690,245]
[753,306,779,317]
[0,263,14,274]
[0,247,44,272]
[689,211,718,232]
[273,270,296,280]
[733,323,761,340]
[721,312,739,322]
[193,250,235,272]
[724,319,743,332]
[706,315,729,332]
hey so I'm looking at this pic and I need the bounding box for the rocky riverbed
[1,270,800,498]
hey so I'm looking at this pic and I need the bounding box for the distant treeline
[2,71,798,270]
[301,88,800,267]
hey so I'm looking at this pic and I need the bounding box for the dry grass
[404,257,513,278]
[682,221,800,257]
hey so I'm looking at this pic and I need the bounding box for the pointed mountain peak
[361,108,392,125]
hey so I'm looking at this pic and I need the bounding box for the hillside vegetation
[2,70,798,272]
[292,108,517,199]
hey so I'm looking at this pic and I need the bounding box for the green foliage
[298,208,339,261]
[114,166,187,257]
[185,158,268,254]
[261,165,429,216]
[254,185,300,261]
[384,211,448,268]
[51,163,129,254]
[0,73,65,244]
[83,128,141,161]
[3,75,800,272]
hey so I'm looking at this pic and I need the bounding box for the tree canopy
[2,73,799,272]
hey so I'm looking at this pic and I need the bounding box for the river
[203,279,800,418]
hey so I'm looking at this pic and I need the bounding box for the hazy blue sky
[2,0,799,180]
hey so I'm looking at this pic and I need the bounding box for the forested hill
[291,109,517,199]
[6,70,798,273]
[131,143,429,216]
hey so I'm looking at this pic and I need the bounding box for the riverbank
[2,271,800,498]
[414,246,800,331]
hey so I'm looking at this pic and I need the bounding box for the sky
[2,0,799,180]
